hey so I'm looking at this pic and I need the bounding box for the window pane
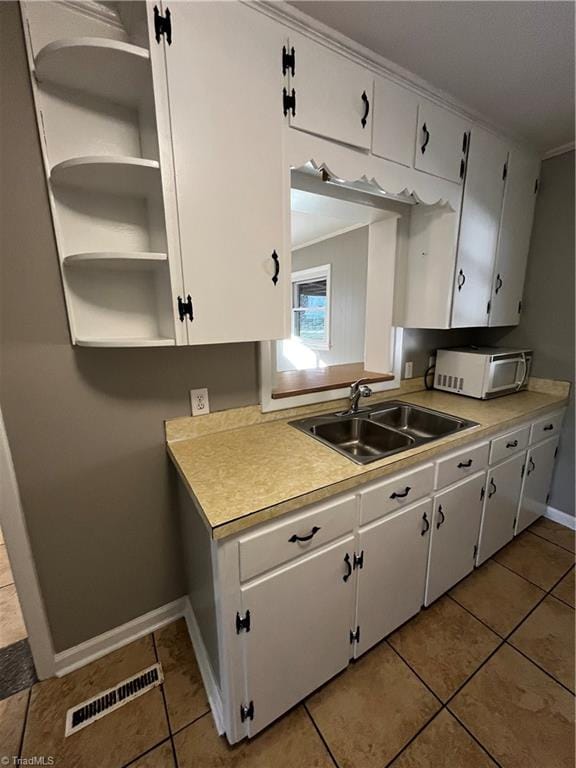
[295,279,327,310]
[294,308,326,343]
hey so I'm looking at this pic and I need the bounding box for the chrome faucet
[344,379,373,415]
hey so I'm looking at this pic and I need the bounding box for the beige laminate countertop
[167,382,569,540]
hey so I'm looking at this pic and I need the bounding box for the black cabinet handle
[421,512,430,536]
[543,424,554,431]
[527,457,536,475]
[390,486,411,500]
[436,505,445,529]
[343,553,352,582]
[289,526,320,543]
[361,90,370,128]
[488,478,497,498]
[421,122,430,154]
[506,440,518,448]
[271,250,280,285]
[457,269,466,291]
[495,274,503,294]
[457,459,473,468]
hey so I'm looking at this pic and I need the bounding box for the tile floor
[1,520,574,768]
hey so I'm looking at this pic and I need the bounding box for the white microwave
[434,347,533,399]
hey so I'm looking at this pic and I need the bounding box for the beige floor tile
[509,595,575,692]
[389,709,497,768]
[388,597,500,701]
[552,567,575,608]
[175,706,333,768]
[0,689,29,761]
[0,544,14,588]
[22,636,169,768]
[450,560,544,637]
[493,532,574,590]
[154,618,209,732]
[129,740,175,767]
[307,641,440,768]
[529,518,575,553]
[450,644,575,768]
[0,584,27,647]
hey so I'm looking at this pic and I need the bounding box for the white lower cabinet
[425,472,485,605]
[354,498,432,657]
[239,536,355,735]
[516,437,559,534]
[477,453,525,565]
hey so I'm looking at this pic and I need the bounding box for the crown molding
[543,142,575,160]
[249,0,540,156]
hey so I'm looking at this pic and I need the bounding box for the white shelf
[35,38,151,107]
[63,252,168,270]
[50,156,160,197]
[75,337,176,348]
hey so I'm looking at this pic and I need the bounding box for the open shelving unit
[21,1,180,348]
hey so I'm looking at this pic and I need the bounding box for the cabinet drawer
[239,494,356,582]
[436,442,489,489]
[360,464,434,526]
[490,426,530,465]
[530,412,565,444]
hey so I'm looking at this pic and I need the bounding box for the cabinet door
[516,438,558,534]
[355,499,432,657]
[240,537,355,736]
[490,148,540,327]
[451,128,508,328]
[477,453,524,564]
[371,77,418,167]
[162,3,289,344]
[414,100,469,183]
[288,33,373,150]
[425,472,485,605]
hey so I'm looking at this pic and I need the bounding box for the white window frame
[291,264,331,351]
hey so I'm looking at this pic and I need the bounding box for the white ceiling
[289,1,575,153]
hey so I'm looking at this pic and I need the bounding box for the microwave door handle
[516,355,528,390]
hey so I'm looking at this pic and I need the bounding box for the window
[291,265,331,349]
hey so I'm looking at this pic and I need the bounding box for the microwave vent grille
[436,372,464,391]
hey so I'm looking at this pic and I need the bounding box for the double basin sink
[291,401,478,465]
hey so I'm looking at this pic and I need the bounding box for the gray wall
[478,152,575,516]
[278,227,368,371]
[0,4,258,652]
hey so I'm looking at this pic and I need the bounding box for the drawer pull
[288,526,320,544]
[390,486,411,500]
[343,553,352,582]
[543,424,554,431]
[506,440,518,448]
[488,478,497,498]
[457,459,473,468]
[421,512,430,536]
[527,457,536,476]
[436,505,445,529]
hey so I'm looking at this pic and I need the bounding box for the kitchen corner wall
[0,4,259,651]
[479,151,575,517]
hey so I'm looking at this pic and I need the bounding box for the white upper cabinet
[489,148,541,327]
[163,2,289,344]
[287,33,373,150]
[451,128,508,327]
[414,100,470,183]
[371,77,418,167]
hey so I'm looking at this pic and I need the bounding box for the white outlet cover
[404,361,414,379]
[190,388,210,416]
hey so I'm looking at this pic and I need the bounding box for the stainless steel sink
[291,401,477,465]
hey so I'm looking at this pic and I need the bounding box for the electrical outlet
[404,361,414,379]
[190,388,210,416]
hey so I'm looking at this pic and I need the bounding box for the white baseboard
[545,506,576,531]
[183,598,225,735]
[54,597,186,677]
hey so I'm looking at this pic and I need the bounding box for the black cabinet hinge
[502,162,508,181]
[177,294,193,322]
[236,610,251,634]
[154,6,172,45]
[282,45,295,76]
[350,626,360,644]
[480,486,485,501]
[283,87,296,117]
[473,544,478,561]
[459,158,466,180]
[521,463,525,478]
[462,131,469,154]
[518,300,522,315]
[240,701,254,722]
[512,517,517,531]
[546,492,551,504]
[353,551,364,570]
[486,300,491,314]
[554,446,559,458]
[534,178,539,194]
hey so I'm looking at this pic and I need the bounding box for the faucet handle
[359,384,372,398]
